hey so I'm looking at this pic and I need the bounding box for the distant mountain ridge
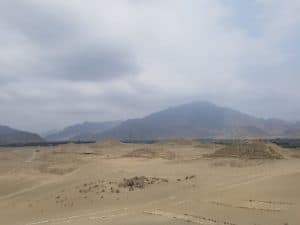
[42,101,300,142]
[45,121,122,141]
[93,102,298,140]
[0,125,44,145]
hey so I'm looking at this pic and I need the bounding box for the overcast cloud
[0,0,300,133]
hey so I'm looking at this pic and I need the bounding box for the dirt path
[25,150,37,163]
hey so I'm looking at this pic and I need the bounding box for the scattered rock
[185,175,196,180]
[119,176,168,190]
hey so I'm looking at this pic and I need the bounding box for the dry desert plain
[0,140,300,225]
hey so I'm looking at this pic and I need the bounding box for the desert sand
[0,140,299,225]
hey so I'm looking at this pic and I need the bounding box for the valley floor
[0,140,299,225]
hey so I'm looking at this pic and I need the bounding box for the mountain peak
[41,102,300,142]
[93,101,297,140]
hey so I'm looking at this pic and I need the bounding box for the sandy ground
[0,140,299,225]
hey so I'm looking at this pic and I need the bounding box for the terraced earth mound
[124,147,175,160]
[205,141,283,159]
[155,138,196,146]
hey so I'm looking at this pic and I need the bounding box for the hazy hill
[93,102,296,140]
[282,128,300,138]
[0,125,44,145]
[45,121,122,141]
[6,102,299,143]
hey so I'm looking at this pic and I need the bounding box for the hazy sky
[0,0,300,133]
